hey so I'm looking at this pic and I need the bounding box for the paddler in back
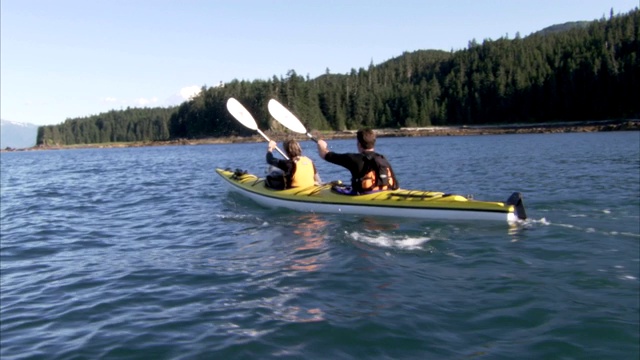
[316,128,399,194]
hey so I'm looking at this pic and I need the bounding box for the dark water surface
[1,132,639,359]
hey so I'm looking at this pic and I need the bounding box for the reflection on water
[275,214,330,323]
[360,217,400,232]
[288,213,329,272]
[508,220,525,239]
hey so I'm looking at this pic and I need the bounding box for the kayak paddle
[267,99,318,143]
[226,97,289,159]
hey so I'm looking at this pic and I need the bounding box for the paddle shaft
[257,129,289,159]
[305,132,318,143]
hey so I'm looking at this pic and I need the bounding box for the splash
[517,217,551,226]
[515,217,550,229]
[347,231,431,250]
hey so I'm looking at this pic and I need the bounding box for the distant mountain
[532,21,593,36]
[1,119,39,149]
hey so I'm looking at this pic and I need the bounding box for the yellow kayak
[215,168,527,223]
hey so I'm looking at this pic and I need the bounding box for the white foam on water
[602,209,611,214]
[620,232,640,238]
[526,217,550,225]
[602,264,640,282]
[510,217,549,233]
[555,223,575,228]
[216,213,257,221]
[550,221,638,237]
[347,231,431,250]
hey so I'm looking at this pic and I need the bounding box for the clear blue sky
[1,0,638,126]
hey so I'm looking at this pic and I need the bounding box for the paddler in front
[316,128,399,194]
[266,139,321,189]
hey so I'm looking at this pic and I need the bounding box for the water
[1,132,638,359]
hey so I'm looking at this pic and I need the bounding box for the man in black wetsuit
[316,129,399,194]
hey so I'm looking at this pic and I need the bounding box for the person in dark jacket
[316,128,398,194]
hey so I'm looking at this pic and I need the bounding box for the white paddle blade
[267,99,307,134]
[226,98,258,131]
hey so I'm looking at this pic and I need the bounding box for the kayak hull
[215,168,526,223]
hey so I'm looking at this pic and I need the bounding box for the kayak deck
[215,168,526,223]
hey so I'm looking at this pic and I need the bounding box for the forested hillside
[37,107,175,146]
[37,10,639,146]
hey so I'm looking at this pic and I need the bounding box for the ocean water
[1,132,638,359]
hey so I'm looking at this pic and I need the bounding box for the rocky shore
[3,119,638,152]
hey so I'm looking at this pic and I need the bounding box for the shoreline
[3,119,639,152]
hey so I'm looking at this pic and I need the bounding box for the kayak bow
[215,168,527,223]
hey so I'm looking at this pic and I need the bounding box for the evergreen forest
[36,9,639,146]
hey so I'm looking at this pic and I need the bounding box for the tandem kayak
[215,168,527,223]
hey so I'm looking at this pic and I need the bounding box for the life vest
[353,153,398,193]
[290,156,315,188]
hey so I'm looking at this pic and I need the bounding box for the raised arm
[317,139,329,159]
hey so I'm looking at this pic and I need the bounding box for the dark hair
[283,139,302,158]
[357,129,376,150]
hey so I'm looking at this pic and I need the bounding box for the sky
[1,0,638,126]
